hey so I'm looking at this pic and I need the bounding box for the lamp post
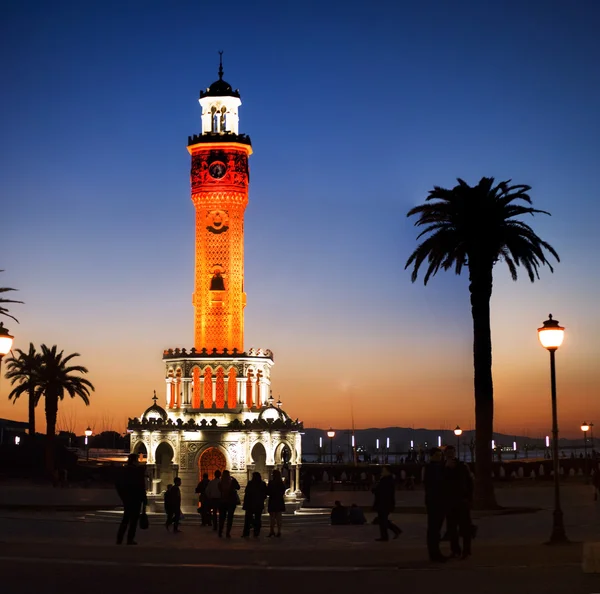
[538,314,568,544]
[84,427,93,462]
[454,426,463,460]
[0,322,14,373]
[581,422,590,479]
[327,429,335,464]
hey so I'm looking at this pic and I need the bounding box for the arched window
[192,367,201,408]
[215,367,225,409]
[220,106,227,132]
[203,367,213,409]
[210,272,225,291]
[227,367,237,408]
[211,106,218,133]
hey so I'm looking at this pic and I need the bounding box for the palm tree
[36,344,95,474]
[405,177,559,508]
[5,343,41,437]
[0,269,23,323]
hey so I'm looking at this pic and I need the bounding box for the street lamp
[84,427,93,462]
[327,429,335,464]
[454,426,463,460]
[0,322,14,372]
[538,313,567,544]
[582,422,590,478]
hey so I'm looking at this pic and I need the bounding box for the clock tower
[188,54,251,352]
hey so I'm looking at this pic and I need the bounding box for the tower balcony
[162,346,274,361]
[187,132,252,147]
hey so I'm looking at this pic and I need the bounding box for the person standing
[166,477,183,533]
[195,472,211,526]
[372,465,401,542]
[266,469,286,537]
[115,453,147,545]
[205,469,222,531]
[443,444,473,559]
[218,469,240,538]
[242,471,267,538]
[423,447,446,562]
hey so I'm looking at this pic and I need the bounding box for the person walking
[218,469,240,538]
[267,469,286,537]
[115,453,148,545]
[242,471,268,538]
[443,444,473,559]
[372,465,401,542]
[205,469,222,531]
[424,447,446,562]
[165,477,183,533]
[195,472,211,526]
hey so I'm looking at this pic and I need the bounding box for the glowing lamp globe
[327,429,336,439]
[0,323,14,357]
[538,314,565,351]
[581,422,590,433]
[84,427,93,438]
[454,426,463,437]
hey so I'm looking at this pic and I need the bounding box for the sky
[1,0,599,439]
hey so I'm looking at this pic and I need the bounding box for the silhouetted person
[301,472,312,502]
[242,471,267,537]
[267,469,286,537]
[115,453,147,545]
[218,469,240,538]
[372,466,401,541]
[443,445,473,559]
[424,447,446,562]
[348,503,366,525]
[205,469,222,531]
[195,472,211,526]
[165,477,182,533]
[330,500,348,525]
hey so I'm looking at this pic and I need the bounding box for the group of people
[195,468,287,538]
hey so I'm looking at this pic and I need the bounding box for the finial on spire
[152,390,157,403]
[218,50,224,80]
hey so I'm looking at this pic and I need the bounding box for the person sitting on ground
[330,500,348,525]
[348,503,366,525]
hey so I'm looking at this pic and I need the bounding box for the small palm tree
[36,344,95,474]
[5,343,41,437]
[405,177,559,508]
[0,269,23,323]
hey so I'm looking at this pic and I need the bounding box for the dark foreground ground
[0,483,599,593]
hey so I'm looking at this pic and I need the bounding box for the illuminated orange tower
[187,54,251,352]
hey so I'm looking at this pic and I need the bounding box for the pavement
[0,481,599,593]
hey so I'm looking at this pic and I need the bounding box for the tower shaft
[188,140,251,352]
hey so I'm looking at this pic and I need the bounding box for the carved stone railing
[127,415,303,432]
[162,347,274,361]
[187,132,251,147]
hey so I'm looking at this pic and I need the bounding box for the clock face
[208,161,227,179]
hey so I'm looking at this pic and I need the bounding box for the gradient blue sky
[2,0,599,438]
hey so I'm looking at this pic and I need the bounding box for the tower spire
[218,50,224,80]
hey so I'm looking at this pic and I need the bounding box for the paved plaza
[0,482,599,593]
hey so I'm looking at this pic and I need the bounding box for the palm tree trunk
[28,387,36,438]
[469,265,498,509]
[45,394,58,478]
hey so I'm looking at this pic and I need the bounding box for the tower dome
[141,391,168,422]
[198,52,243,136]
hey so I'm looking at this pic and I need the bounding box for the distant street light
[0,322,14,372]
[538,314,568,544]
[582,422,590,479]
[85,427,93,462]
[454,426,463,460]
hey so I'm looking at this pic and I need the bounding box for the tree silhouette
[35,344,95,474]
[5,343,41,437]
[0,270,23,323]
[405,177,559,508]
